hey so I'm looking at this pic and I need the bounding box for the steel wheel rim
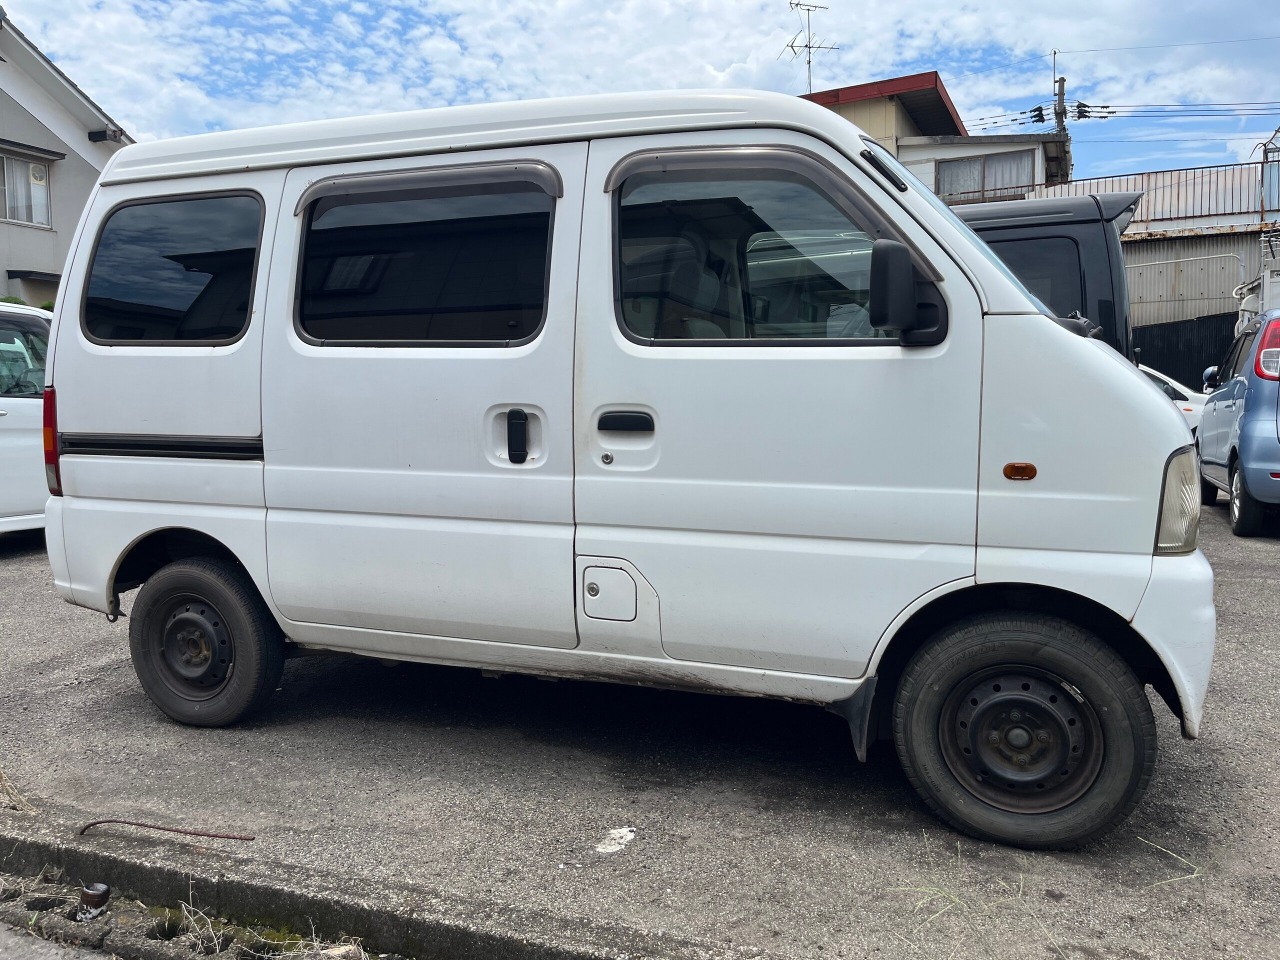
[938,666,1105,814]
[154,594,235,701]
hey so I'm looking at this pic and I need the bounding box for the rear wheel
[129,558,284,727]
[1229,465,1266,536]
[893,613,1156,849]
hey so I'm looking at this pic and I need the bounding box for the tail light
[43,386,61,497]
[1255,318,1280,380]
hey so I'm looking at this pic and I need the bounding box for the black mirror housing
[870,239,947,347]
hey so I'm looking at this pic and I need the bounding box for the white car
[1140,364,1205,435]
[0,303,51,534]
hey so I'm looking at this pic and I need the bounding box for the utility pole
[1054,76,1067,134]
[782,2,838,95]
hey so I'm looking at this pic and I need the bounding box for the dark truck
[956,192,1142,359]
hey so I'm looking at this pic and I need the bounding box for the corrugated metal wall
[1132,312,1236,388]
[1123,234,1261,327]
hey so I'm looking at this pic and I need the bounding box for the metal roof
[802,72,967,137]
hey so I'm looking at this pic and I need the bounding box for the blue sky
[12,0,1280,180]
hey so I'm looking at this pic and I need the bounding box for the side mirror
[1202,366,1219,392]
[870,239,946,346]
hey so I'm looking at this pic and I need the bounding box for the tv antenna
[781,2,839,94]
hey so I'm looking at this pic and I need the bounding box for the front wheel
[893,613,1156,849]
[129,558,285,727]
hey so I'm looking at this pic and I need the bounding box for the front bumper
[1131,550,1216,738]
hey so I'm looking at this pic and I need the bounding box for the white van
[43,91,1213,849]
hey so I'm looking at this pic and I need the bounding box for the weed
[1138,836,1206,888]
[0,767,35,813]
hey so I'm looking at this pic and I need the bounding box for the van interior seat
[658,260,725,339]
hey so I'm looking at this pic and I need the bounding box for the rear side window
[1231,330,1259,378]
[986,237,1084,320]
[84,194,262,344]
[298,181,553,345]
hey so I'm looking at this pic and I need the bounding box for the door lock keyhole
[586,583,600,597]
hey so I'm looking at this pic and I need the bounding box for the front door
[572,132,983,679]
[262,144,587,648]
[0,314,49,527]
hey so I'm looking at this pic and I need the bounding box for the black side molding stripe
[59,434,264,461]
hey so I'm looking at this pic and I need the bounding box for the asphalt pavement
[1,504,1278,959]
[0,925,96,960]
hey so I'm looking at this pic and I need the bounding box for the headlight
[1155,446,1199,555]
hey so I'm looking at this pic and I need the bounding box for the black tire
[893,613,1156,850]
[1229,465,1266,537]
[129,558,285,727]
[1200,475,1218,506]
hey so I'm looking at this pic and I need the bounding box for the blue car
[1200,308,1280,535]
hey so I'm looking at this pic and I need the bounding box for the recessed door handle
[0,410,7,417]
[598,411,654,432]
[507,408,529,464]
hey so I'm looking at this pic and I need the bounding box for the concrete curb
[0,812,774,960]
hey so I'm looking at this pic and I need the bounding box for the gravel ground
[1,504,1278,959]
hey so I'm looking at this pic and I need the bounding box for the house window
[937,150,1035,203]
[0,156,51,226]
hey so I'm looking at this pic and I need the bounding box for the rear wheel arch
[110,528,256,616]
[853,583,1182,752]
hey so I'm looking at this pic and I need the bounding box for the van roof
[954,192,1144,231]
[100,90,858,185]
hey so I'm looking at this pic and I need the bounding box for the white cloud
[6,0,1280,173]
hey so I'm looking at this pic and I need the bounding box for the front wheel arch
[858,584,1182,752]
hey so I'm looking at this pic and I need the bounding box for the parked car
[42,90,1213,849]
[0,303,51,533]
[1140,365,1206,435]
[1199,308,1280,535]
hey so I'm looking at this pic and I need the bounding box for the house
[0,5,131,307]
[802,71,1072,203]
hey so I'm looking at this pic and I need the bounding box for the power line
[1076,136,1280,143]
[1058,35,1280,54]
[943,53,1050,81]
[942,34,1280,83]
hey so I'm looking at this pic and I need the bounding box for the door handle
[507,408,529,464]
[0,410,7,417]
[598,411,654,432]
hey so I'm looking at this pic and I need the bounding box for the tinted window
[298,182,553,344]
[1217,338,1243,383]
[0,316,47,397]
[85,195,262,343]
[617,169,886,341]
[1231,331,1258,378]
[987,237,1084,320]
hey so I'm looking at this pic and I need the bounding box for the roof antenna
[781,2,839,94]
